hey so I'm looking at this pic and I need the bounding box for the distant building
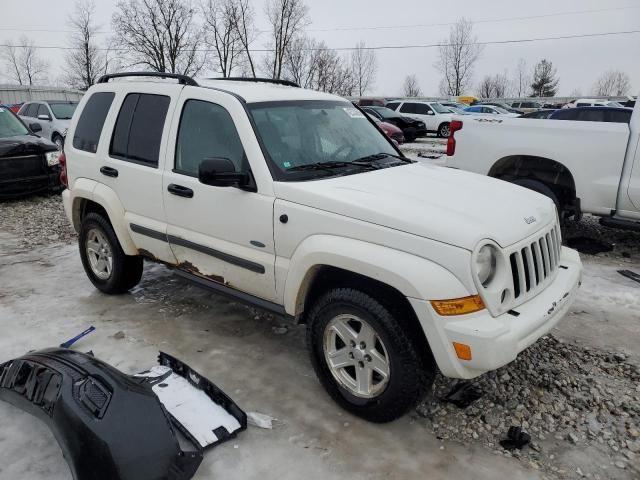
[0,84,83,105]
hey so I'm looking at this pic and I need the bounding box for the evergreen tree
[530,59,558,97]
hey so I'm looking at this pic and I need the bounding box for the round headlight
[476,245,497,286]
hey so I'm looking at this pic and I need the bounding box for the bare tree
[264,0,308,80]
[592,70,631,96]
[1,43,24,85]
[402,74,422,97]
[568,88,582,98]
[513,58,529,97]
[230,0,257,77]
[478,75,494,98]
[1,37,49,85]
[283,36,355,95]
[478,72,509,98]
[283,35,319,88]
[64,0,105,90]
[112,0,204,76]
[202,0,243,77]
[435,18,482,96]
[351,41,376,96]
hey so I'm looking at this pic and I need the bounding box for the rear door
[162,88,277,301]
[97,84,183,264]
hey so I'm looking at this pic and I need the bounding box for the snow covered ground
[399,136,447,164]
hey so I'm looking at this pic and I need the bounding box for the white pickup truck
[446,100,640,231]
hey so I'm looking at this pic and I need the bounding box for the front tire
[437,123,450,138]
[306,288,435,423]
[79,213,143,294]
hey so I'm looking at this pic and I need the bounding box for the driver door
[162,88,277,302]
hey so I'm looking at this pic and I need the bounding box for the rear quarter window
[110,93,170,167]
[73,92,115,153]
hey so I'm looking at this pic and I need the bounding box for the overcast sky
[0,0,638,97]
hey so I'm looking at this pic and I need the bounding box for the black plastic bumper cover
[0,349,246,480]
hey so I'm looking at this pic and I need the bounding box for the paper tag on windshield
[0,108,5,113]
[343,107,365,119]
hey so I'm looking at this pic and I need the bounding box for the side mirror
[427,111,434,115]
[37,114,51,121]
[198,157,249,188]
[30,122,42,133]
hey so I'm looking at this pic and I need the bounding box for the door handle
[100,166,118,178]
[167,183,194,198]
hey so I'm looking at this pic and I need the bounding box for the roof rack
[209,77,300,88]
[97,72,199,86]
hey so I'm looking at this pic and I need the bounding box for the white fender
[283,235,471,316]
[68,179,137,255]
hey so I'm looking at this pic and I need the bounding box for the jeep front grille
[508,223,562,301]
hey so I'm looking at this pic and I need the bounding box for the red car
[367,113,404,144]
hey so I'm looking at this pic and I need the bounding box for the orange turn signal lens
[430,295,485,316]
[453,342,472,361]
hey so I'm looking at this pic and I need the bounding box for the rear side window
[73,92,115,153]
[24,103,38,117]
[110,93,170,167]
[414,104,431,114]
[399,103,416,114]
[37,104,49,118]
[386,102,400,111]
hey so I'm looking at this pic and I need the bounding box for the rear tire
[79,213,143,294]
[437,123,450,138]
[306,287,435,423]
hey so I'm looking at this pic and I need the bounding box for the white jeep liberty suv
[61,72,582,422]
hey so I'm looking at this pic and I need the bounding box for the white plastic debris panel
[135,353,246,449]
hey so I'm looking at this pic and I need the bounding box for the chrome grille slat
[532,241,544,282]
[505,222,561,306]
[540,237,551,275]
[524,246,536,290]
[515,252,527,297]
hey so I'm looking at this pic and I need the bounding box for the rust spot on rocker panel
[137,250,227,285]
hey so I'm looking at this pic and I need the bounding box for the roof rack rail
[97,72,199,86]
[209,77,300,88]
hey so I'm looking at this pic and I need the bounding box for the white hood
[274,163,555,251]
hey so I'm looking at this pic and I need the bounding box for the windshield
[448,107,466,114]
[369,107,398,119]
[0,107,29,138]
[430,103,450,114]
[249,100,399,181]
[493,106,511,114]
[49,102,78,120]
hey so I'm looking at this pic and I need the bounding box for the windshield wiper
[287,160,381,172]
[353,152,412,164]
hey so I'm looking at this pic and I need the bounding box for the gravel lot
[0,193,77,248]
[1,192,639,479]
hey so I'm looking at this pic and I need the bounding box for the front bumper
[410,246,582,379]
[0,165,60,199]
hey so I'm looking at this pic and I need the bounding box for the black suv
[0,106,60,198]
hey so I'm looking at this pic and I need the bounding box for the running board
[599,216,640,232]
[174,269,290,318]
